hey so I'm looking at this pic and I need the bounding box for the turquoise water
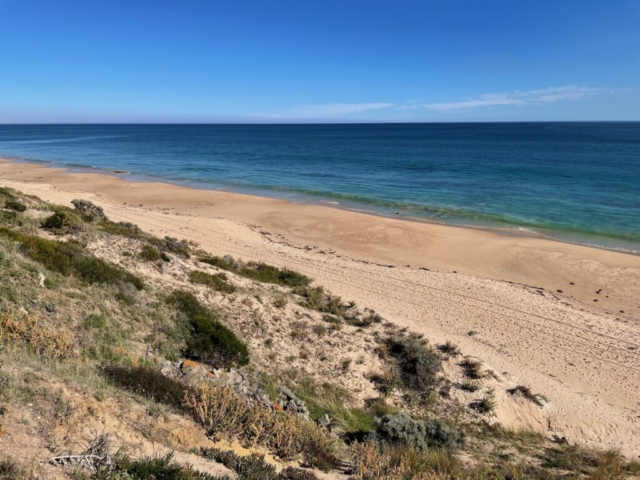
[0,123,639,252]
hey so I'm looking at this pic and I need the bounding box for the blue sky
[1,0,638,122]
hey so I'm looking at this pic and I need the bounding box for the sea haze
[1,123,639,252]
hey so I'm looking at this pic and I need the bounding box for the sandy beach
[1,158,639,456]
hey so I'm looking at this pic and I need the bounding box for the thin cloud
[290,102,393,117]
[422,86,602,112]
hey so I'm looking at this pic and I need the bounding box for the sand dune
[1,159,639,456]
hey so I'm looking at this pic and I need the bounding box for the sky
[1,0,639,123]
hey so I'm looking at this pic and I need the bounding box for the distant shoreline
[3,155,638,257]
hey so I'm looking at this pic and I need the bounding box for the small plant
[460,358,485,379]
[98,220,144,238]
[460,380,481,392]
[472,389,497,415]
[385,334,442,392]
[71,199,108,222]
[0,314,73,359]
[98,453,214,480]
[139,244,161,262]
[4,200,26,212]
[199,255,311,288]
[166,290,249,367]
[438,340,460,356]
[508,385,548,406]
[101,365,193,411]
[41,209,84,234]
[163,236,190,258]
[290,321,308,341]
[312,324,327,337]
[375,413,462,451]
[0,229,144,290]
[188,270,235,293]
[341,358,352,372]
[200,447,323,479]
[273,295,288,309]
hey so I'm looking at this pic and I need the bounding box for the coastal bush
[438,340,460,356]
[294,378,376,434]
[460,380,481,392]
[375,413,461,451]
[98,220,144,238]
[163,236,190,258]
[0,228,144,290]
[350,440,460,479]
[0,314,74,360]
[185,383,337,469]
[385,334,442,392]
[199,255,311,288]
[294,285,345,317]
[0,187,16,199]
[188,270,236,293]
[71,199,108,222]
[199,448,321,480]
[41,208,85,234]
[460,358,485,379]
[139,244,161,262]
[166,290,249,367]
[94,453,218,480]
[101,365,193,411]
[4,200,26,212]
[0,210,19,227]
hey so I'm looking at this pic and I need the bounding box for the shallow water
[1,123,639,252]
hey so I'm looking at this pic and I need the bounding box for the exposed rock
[317,414,331,429]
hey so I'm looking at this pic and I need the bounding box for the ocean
[1,123,639,252]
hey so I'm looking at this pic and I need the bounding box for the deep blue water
[1,123,639,252]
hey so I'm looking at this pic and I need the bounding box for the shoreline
[4,155,639,256]
[1,157,640,455]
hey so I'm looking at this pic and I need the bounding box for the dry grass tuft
[0,314,74,360]
[184,383,337,469]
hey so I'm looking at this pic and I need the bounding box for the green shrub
[139,244,161,262]
[0,187,16,198]
[166,290,249,367]
[199,255,311,288]
[376,413,461,451]
[294,379,376,434]
[188,270,235,293]
[163,236,190,258]
[0,210,19,228]
[4,200,26,212]
[0,459,23,479]
[84,314,107,330]
[294,286,344,316]
[95,453,218,480]
[472,389,497,415]
[98,220,144,238]
[41,208,85,234]
[101,365,193,411]
[0,228,143,290]
[386,335,442,392]
[71,199,108,222]
[199,448,320,480]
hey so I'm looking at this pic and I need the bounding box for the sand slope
[1,160,639,456]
